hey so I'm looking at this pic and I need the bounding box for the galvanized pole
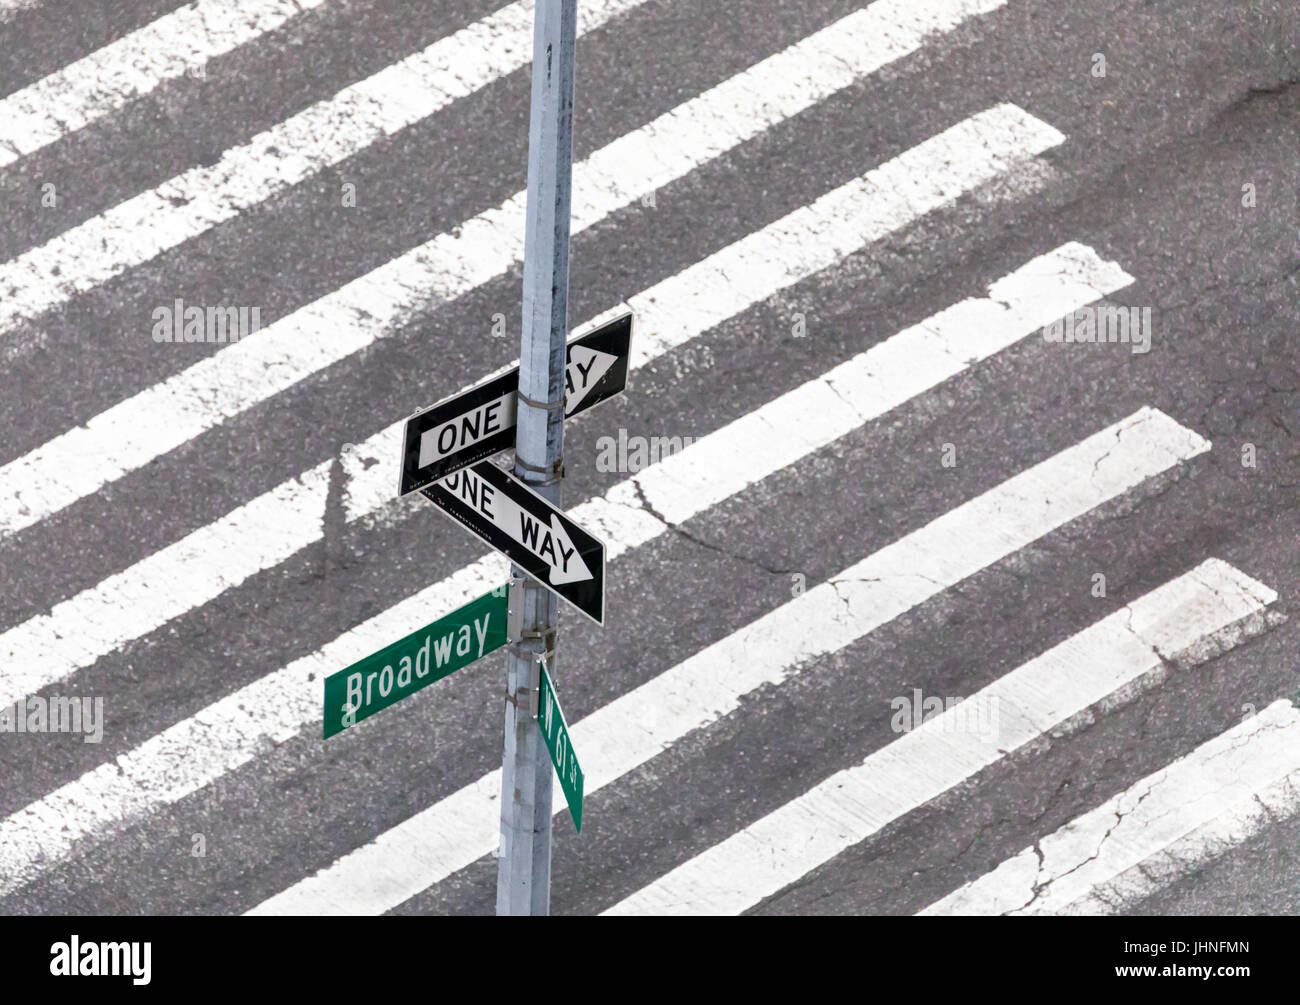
[496,0,577,917]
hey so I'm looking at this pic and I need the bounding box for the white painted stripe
[0,0,329,169]
[251,410,1215,915]
[0,0,47,23]
[0,0,1018,537]
[606,559,1277,916]
[0,243,1129,901]
[0,0,651,318]
[0,469,332,705]
[921,698,1300,916]
[0,108,1069,699]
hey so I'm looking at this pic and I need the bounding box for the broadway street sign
[399,312,632,496]
[423,461,606,625]
[538,660,584,832]
[322,587,508,738]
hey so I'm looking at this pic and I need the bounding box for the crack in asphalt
[627,477,797,577]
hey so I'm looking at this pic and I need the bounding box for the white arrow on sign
[442,466,593,586]
[564,346,617,416]
[536,511,592,585]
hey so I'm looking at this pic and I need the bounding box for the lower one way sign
[538,660,583,832]
[423,461,606,625]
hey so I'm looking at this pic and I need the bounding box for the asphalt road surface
[0,0,1297,916]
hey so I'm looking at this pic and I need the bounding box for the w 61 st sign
[538,660,583,832]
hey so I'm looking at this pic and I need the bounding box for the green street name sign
[538,660,584,832]
[323,587,508,738]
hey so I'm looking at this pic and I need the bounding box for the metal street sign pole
[497,0,577,917]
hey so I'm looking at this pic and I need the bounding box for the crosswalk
[0,102,1064,705]
[0,0,1016,537]
[0,0,651,339]
[0,240,1126,901]
[251,415,1249,915]
[0,0,1293,916]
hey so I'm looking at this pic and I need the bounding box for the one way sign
[424,462,606,625]
[399,313,632,496]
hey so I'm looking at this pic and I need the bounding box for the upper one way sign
[398,313,632,496]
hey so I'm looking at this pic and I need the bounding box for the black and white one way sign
[424,462,607,625]
[399,313,632,496]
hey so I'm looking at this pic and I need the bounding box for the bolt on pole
[496,0,578,917]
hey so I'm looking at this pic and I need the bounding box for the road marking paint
[248,408,1209,914]
[606,559,1276,915]
[0,0,1020,537]
[921,698,1300,915]
[0,107,1072,699]
[0,0,330,169]
[0,243,1129,901]
[0,0,58,23]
